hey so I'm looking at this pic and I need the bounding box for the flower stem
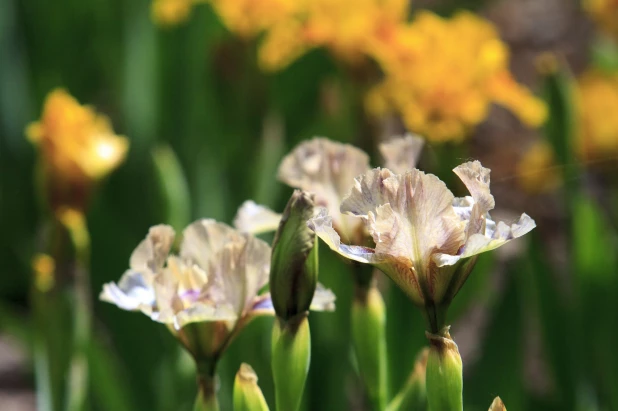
[194,368,219,411]
[61,210,92,411]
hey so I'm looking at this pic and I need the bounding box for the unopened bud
[234,363,270,411]
[271,314,310,411]
[270,190,318,320]
[488,396,506,411]
[426,328,463,411]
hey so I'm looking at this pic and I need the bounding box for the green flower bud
[352,284,388,410]
[234,363,270,411]
[270,190,318,320]
[387,348,428,411]
[488,397,506,411]
[271,314,310,411]
[426,328,463,411]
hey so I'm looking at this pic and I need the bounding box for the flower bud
[488,396,506,411]
[352,284,387,410]
[271,314,310,411]
[234,363,270,411]
[270,190,318,320]
[426,328,463,411]
[387,348,429,411]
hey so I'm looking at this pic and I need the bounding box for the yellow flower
[577,69,618,159]
[26,89,128,189]
[209,0,299,38]
[258,0,409,70]
[365,11,547,142]
[151,0,196,26]
[516,141,562,194]
[583,0,618,40]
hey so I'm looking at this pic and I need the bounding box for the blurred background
[1,0,618,410]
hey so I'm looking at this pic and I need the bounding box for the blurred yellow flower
[365,11,547,142]
[577,69,618,159]
[516,141,562,194]
[27,89,128,187]
[32,253,56,293]
[583,0,618,40]
[210,0,299,38]
[258,0,409,70]
[152,0,195,26]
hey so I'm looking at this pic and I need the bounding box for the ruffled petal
[99,270,155,311]
[435,213,536,267]
[179,220,272,319]
[453,161,495,238]
[233,200,282,234]
[342,168,465,270]
[307,208,380,264]
[278,137,370,238]
[453,161,494,213]
[129,224,175,274]
[379,133,425,174]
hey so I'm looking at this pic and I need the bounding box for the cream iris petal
[309,161,535,308]
[278,137,370,240]
[233,200,282,234]
[100,224,175,310]
[102,218,336,331]
[307,208,382,265]
[379,133,425,174]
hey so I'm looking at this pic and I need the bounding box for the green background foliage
[1,0,618,410]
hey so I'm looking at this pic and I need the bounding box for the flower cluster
[365,11,547,142]
[258,0,408,70]
[151,1,546,142]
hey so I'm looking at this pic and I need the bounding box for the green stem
[194,367,219,411]
[62,211,92,411]
[32,220,67,411]
[423,303,448,335]
[352,282,388,411]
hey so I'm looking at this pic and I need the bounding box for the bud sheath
[352,284,388,410]
[234,363,270,411]
[271,315,310,411]
[426,329,463,411]
[488,396,506,411]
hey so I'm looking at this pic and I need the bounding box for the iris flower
[308,161,535,331]
[101,219,334,362]
[274,136,424,244]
